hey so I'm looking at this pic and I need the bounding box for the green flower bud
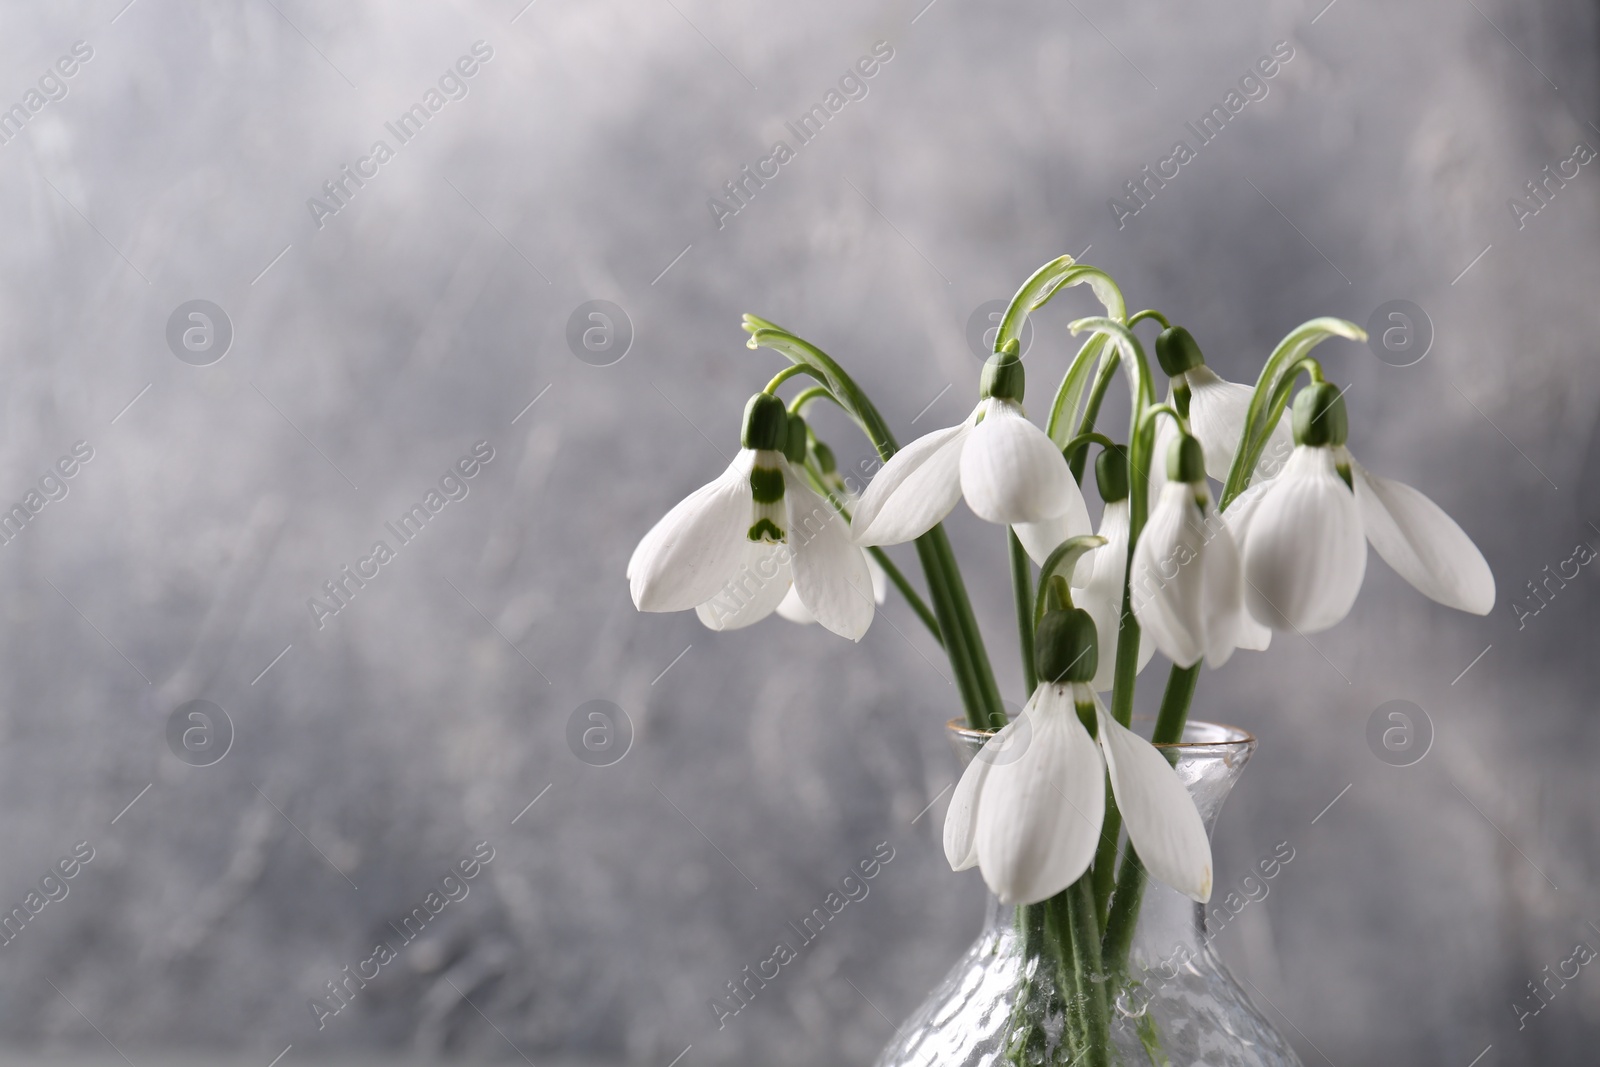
[1168,433,1206,483]
[979,350,1025,402]
[809,439,837,475]
[1095,445,1129,503]
[741,392,789,452]
[1292,382,1348,448]
[1035,607,1098,685]
[1155,326,1205,377]
[783,412,808,464]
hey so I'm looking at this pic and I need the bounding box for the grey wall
[0,0,1596,1063]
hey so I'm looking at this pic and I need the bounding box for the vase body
[875,719,1303,1067]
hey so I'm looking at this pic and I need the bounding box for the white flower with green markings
[628,393,875,641]
[943,609,1211,906]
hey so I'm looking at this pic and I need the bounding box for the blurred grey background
[0,0,1595,1063]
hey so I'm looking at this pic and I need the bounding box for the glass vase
[875,718,1303,1067]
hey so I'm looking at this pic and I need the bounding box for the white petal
[774,585,814,624]
[1242,446,1367,633]
[1096,705,1213,902]
[1079,500,1154,690]
[1220,477,1274,554]
[1186,365,1293,484]
[975,685,1104,905]
[960,399,1079,525]
[1351,458,1494,615]
[693,543,791,631]
[866,552,888,605]
[1130,483,1211,667]
[1013,484,1094,567]
[787,468,875,641]
[851,422,969,546]
[1196,511,1246,668]
[1221,482,1274,651]
[1144,394,1179,506]
[943,715,1025,871]
[630,451,754,613]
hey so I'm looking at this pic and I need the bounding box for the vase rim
[945,716,1256,752]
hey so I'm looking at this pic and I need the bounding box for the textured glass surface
[876,722,1300,1067]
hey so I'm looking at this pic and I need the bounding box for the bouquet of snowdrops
[627,255,1492,1064]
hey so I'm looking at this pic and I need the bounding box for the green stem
[1092,779,1120,927]
[747,319,1003,729]
[1068,876,1112,1067]
[1069,318,1154,731]
[1218,318,1365,509]
[1128,308,1171,329]
[868,548,943,647]
[763,362,820,394]
[1009,530,1036,694]
[916,527,1006,729]
[786,384,840,415]
[1067,354,1122,483]
[1102,663,1201,975]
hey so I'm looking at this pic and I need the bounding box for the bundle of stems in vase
[627,255,1493,1063]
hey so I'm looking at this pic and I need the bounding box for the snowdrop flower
[1233,382,1492,631]
[629,394,876,641]
[1130,434,1250,667]
[1155,326,1293,485]
[852,353,1089,556]
[943,609,1211,905]
[1074,447,1153,690]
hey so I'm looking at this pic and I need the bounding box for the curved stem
[995,258,1128,360]
[1219,318,1365,509]
[747,319,1003,729]
[1068,318,1155,730]
[1009,531,1037,694]
[1128,308,1171,329]
[1067,358,1121,483]
[763,362,820,394]
[1045,333,1111,450]
[786,384,841,416]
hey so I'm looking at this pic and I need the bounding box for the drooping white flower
[852,356,1088,550]
[1154,326,1292,487]
[1129,435,1249,668]
[1236,443,1366,633]
[944,679,1211,906]
[629,394,876,641]
[1231,382,1492,631]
